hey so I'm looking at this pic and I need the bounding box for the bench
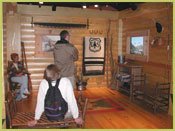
[5,91,88,129]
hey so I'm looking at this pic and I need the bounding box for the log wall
[119,2,173,86]
[119,2,173,114]
[2,2,173,116]
[3,4,119,90]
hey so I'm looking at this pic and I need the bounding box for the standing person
[27,64,83,126]
[7,53,30,101]
[53,30,79,88]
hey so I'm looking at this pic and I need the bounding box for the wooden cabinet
[116,63,143,100]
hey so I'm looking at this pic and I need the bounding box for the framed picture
[42,35,60,52]
[83,37,106,76]
[35,29,60,57]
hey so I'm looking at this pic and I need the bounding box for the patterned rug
[85,97,124,114]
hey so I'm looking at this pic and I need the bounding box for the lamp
[82,3,87,9]
[39,2,44,4]
[94,4,99,8]
[38,2,43,8]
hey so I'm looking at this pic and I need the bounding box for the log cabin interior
[2,2,174,129]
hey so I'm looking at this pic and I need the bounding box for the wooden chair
[131,74,146,101]
[131,74,170,113]
[5,91,88,129]
[7,60,32,97]
[143,82,170,114]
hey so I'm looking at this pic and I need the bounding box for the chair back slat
[131,74,146,101]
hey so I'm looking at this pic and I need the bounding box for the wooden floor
[16,87,173,129]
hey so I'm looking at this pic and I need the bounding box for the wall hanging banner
[83,37,106,76]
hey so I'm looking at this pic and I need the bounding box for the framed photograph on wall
[83,37,106,76]
[35,29,60,57]
[42,35,60,52]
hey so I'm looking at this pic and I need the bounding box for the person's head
[11,53,19,63]
[44,64,60,81]
[60,30,70,41]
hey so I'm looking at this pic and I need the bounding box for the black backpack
[44,78,68,121]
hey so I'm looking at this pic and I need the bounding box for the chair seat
[12,112,77,129]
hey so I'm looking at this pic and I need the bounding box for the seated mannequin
[7,53,30,101]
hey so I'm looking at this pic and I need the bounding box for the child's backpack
[44,78,68,121]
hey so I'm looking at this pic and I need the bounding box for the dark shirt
[7,61,27,77]
[56,39,69,44]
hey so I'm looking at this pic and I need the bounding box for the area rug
[84,97,124,114]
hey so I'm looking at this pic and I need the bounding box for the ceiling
[17,2,144,11]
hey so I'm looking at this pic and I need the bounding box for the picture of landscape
[130,36,143,55]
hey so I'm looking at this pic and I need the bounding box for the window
[126,30,149,62]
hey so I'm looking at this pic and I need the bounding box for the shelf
[117,63,143,68]
[33,22,88,28]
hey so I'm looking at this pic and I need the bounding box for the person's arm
[7,62,15,76]
[35,80,47,120]
[28,80,47,126]
[72,47,79,61]
[18,61,27,74]
[67,44,78,61]
[16,72,23,77]
[65,79,83,125]
[74,117,84,125]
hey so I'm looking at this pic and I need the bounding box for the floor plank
[16,87,173,129]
